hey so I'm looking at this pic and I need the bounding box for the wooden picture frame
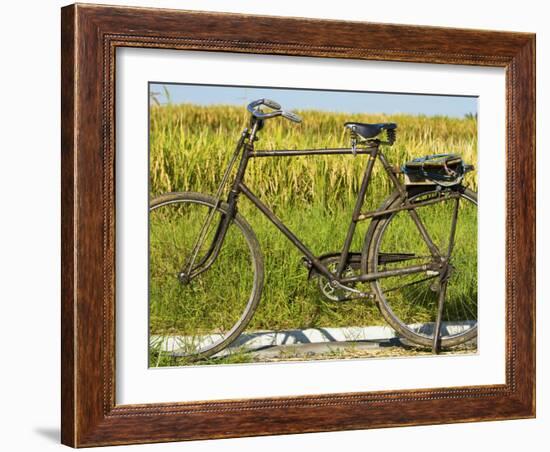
[61,3,535,447]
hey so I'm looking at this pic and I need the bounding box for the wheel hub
[178,272,191,285]
[429,259,454,291]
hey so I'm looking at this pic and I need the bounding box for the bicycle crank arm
[331,281,374,299]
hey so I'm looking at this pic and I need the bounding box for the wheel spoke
[382,274,438,295]
[367,187,478,349]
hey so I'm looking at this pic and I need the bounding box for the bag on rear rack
[402,154,474,187]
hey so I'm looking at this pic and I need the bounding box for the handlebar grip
[262,99,281,110]
[282,110,302,123]
[247,99,301,123]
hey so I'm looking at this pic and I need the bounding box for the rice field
[149,104,477,204]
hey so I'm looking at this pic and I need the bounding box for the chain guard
[309,254,363,302]
[306,251,420,302]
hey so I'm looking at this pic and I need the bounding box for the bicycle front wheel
[363,186,478,349]
[149,192,264,364]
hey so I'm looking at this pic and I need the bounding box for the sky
[150,83,477,118]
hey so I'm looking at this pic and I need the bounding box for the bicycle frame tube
[376,151,443,258]
[185,123,256,279]
[357,191,460,220]
[188,121,447,285]
[237,135,379,282]
[237,142,442,284]
[238,179,441,284]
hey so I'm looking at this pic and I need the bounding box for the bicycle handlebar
[247,98,302,123]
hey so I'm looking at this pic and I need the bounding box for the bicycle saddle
[344,122,397,140]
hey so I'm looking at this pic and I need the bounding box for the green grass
[148,103,478,365]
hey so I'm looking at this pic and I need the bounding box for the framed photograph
[61,3,535,447]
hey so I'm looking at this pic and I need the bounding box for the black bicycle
[149,98,477,361]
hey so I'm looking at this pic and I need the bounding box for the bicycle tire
[149,192,264,363]
[362,186,478,348]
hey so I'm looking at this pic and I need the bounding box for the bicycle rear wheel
[149,192,264,364]
[363,186,477,349]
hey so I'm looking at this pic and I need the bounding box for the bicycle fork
[179,123,258,283]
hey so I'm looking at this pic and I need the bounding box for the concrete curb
[151,321,475,357]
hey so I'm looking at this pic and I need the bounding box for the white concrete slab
[151,321,475,357]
